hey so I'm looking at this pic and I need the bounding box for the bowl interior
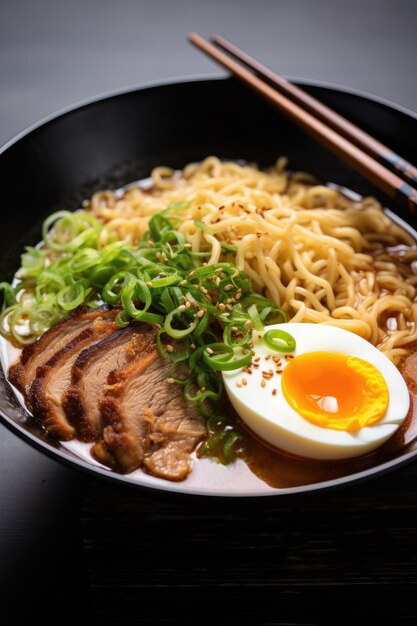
[1,76,417,496]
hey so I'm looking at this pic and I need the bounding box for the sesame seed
[146,281,153,287]
[272,389,277,396]
[265,355,271,361]
[196,309,205,318]
[236,381,242,388]
[180,279,187,286]
[254,357,260,363]
[166,345,174,353]
[241,378,247,386]
[167,378,175,384]
[178,304,186,312]
[224,284,233,291]
[206,347,214,354]
[261,379,266,388]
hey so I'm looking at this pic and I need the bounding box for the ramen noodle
[86,156,417,364]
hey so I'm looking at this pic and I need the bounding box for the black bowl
[1,76,417,497]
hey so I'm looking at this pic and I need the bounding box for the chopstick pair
[188,32,417,215]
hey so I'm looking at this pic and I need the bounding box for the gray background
[1,0,417,608]
[1,0,417,147]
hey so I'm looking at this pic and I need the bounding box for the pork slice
[92,352,205,480]
[28,313,119,440]
[63,323,155,441]
[91,344,159,473]
[8,305,116,398]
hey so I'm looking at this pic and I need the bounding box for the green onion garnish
[263,329,296,353]
[0,203,295,465]
[193,219,216,234]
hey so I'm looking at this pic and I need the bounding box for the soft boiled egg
[222,323,410,460]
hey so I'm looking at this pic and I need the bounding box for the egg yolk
[281,351,389,431]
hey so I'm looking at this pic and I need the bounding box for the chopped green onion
[164,306,200,338]
[220,242,238,253]
[56,283,87,311]
[193,220,216,234]
[263,329,296,353]
[19,247,46,276]
[222,432,240,463]
[247,303,264,332]
[0,200,289,465]
[120,275,164,324]
[0,283,17,307]
[201,343,253,371]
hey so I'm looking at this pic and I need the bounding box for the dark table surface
[1,1,417,624]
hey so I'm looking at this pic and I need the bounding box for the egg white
[222,323,410,460]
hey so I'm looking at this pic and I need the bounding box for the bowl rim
[1,73,416,157]
[1,74,417,498]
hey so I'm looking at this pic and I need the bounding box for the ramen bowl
[1,76,417,497]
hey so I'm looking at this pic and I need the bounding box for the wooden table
[1,1,417,623]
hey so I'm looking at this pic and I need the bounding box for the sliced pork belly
[8,306,116,398]
[63,323,155,442]
[92,349,205,480]
[28,312,119,440]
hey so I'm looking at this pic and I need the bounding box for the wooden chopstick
[211,33,417,189]
[188,32,417,215]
